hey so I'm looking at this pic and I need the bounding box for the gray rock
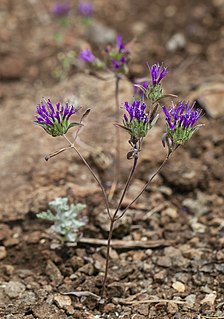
[46,260,63,285]
[156,256,172,268]
[182,191,210,215]
[185,294,196,307]
[87,21,116,46]
[4,281,26,298]
[79,263,94,275]
[166,33,186,52]
[20,291,36,305]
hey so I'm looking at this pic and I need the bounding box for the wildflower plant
[80,34,130,76]
[51,2,71,27]
[78,1,93,25]
[34,60,203,302]
[51,2,71,44]
[37,197,86,243]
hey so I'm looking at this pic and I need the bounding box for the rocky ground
[0,0,224,318]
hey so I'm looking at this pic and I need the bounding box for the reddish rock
[0,56,25,79]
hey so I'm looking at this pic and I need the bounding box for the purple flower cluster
[162,101,202,130]
[109,35,130,72]
[34,99,79,136]
[51,2,70,16]
[121,100,151,142]
[80,49,95,63]
[124,100,148,124]
[80,34,130,74]
[78,2,93,16]
[147,63,168,86]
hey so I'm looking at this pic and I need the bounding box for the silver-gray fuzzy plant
[37,197,87,242]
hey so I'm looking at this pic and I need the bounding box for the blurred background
[0,0,223,86]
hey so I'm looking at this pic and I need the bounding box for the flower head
[34,98,80,137]
[80,49,95,63]
[124,100,148,124]
[51,2,70,16]
[122,100,151,142]
[162,101,203,145]
[78,2,93,16]
[147,63,168,86]
[139,62,169,103]
[105,35,130,74]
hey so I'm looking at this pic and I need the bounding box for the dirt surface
[1,0,224,318]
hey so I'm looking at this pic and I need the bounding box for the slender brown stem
[114,155,138,220]
[100,218,114,299]
[45,145,72,161]
[101,154,139,299]
[63,134,111,220]
[116,150,173,220]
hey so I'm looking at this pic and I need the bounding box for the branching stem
[63,134,111,220]
[117,150,173,220]
[101,152,139,299]
[101,148,175,300]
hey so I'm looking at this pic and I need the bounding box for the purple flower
[116,35,125,51]
[162,101,203,145]
[80,49,95,63]
[34,98,80,136]
[147,63,168,86]
[121,100,152,141]
[162,101,202,130]
[105,34,130,74]
[51,2,70,16]
[111,59,120,70]
[78,2,93,16]
[124,100,149,124]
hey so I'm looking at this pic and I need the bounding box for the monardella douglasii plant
[34,61,203,302]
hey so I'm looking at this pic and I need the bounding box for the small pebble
[156,256,172,268]
[185,294,196,307]
[53,294,72,308]
[166,33,186,52]
[79,263,94,275]
[172,281,186,292]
